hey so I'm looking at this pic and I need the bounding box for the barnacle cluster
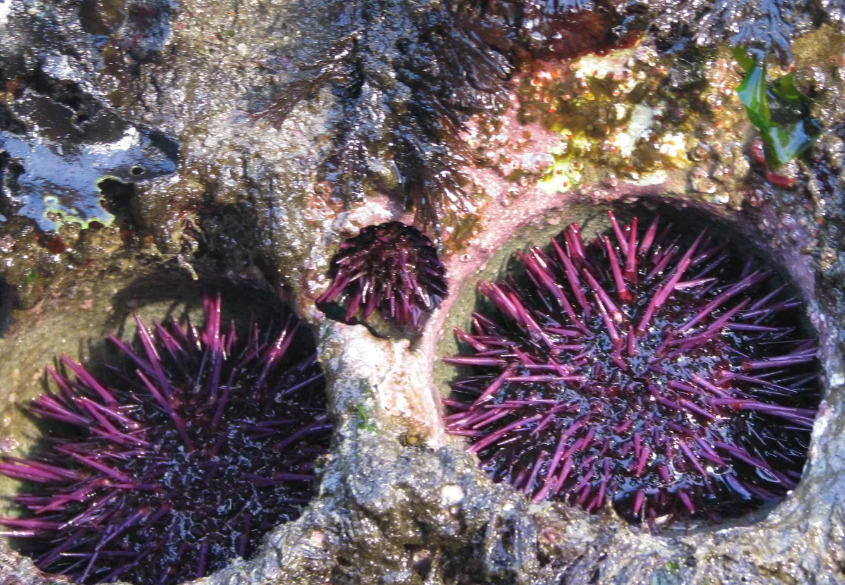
[444,212,818,522]
[0,297,330,584]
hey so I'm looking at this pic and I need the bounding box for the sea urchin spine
[444,212,818,522]
[0,296,331,584]
[317,221,448,330]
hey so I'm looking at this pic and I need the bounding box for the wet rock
[0,89,178,231]
[639,0,842,63]
[117,0,175,61]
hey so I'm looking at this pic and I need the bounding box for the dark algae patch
[259,0,628,232]
[644,0,836,63]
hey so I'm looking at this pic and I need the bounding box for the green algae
[734,46,823,168]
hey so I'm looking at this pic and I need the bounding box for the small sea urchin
[317,222,448,330]
[443,212,818,522]
[0,296,330,584]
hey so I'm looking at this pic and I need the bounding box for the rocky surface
[1,0,845,583]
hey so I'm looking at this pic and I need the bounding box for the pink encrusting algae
[0,296,331,584]
[443,211,819,523]
[317,221,448,330]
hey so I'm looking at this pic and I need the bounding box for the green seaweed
[734,46,823,169]
[356,403,377,433]
[771,72,813,106]
[736,60,770,129]
[761,120,823,168]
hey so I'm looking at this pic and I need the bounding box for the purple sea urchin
[317,222,448,330]
[0,296,330,584]
[443,212,819,522]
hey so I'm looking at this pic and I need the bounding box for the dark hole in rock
[0,278,332,584]
[406,545,434,580]
[0,102,26,135]
[0,278,13,337]
[97,177,137,227]
[440,200,821,528]
[97,177,135,201]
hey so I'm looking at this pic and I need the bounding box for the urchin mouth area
[440,203,820,526]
